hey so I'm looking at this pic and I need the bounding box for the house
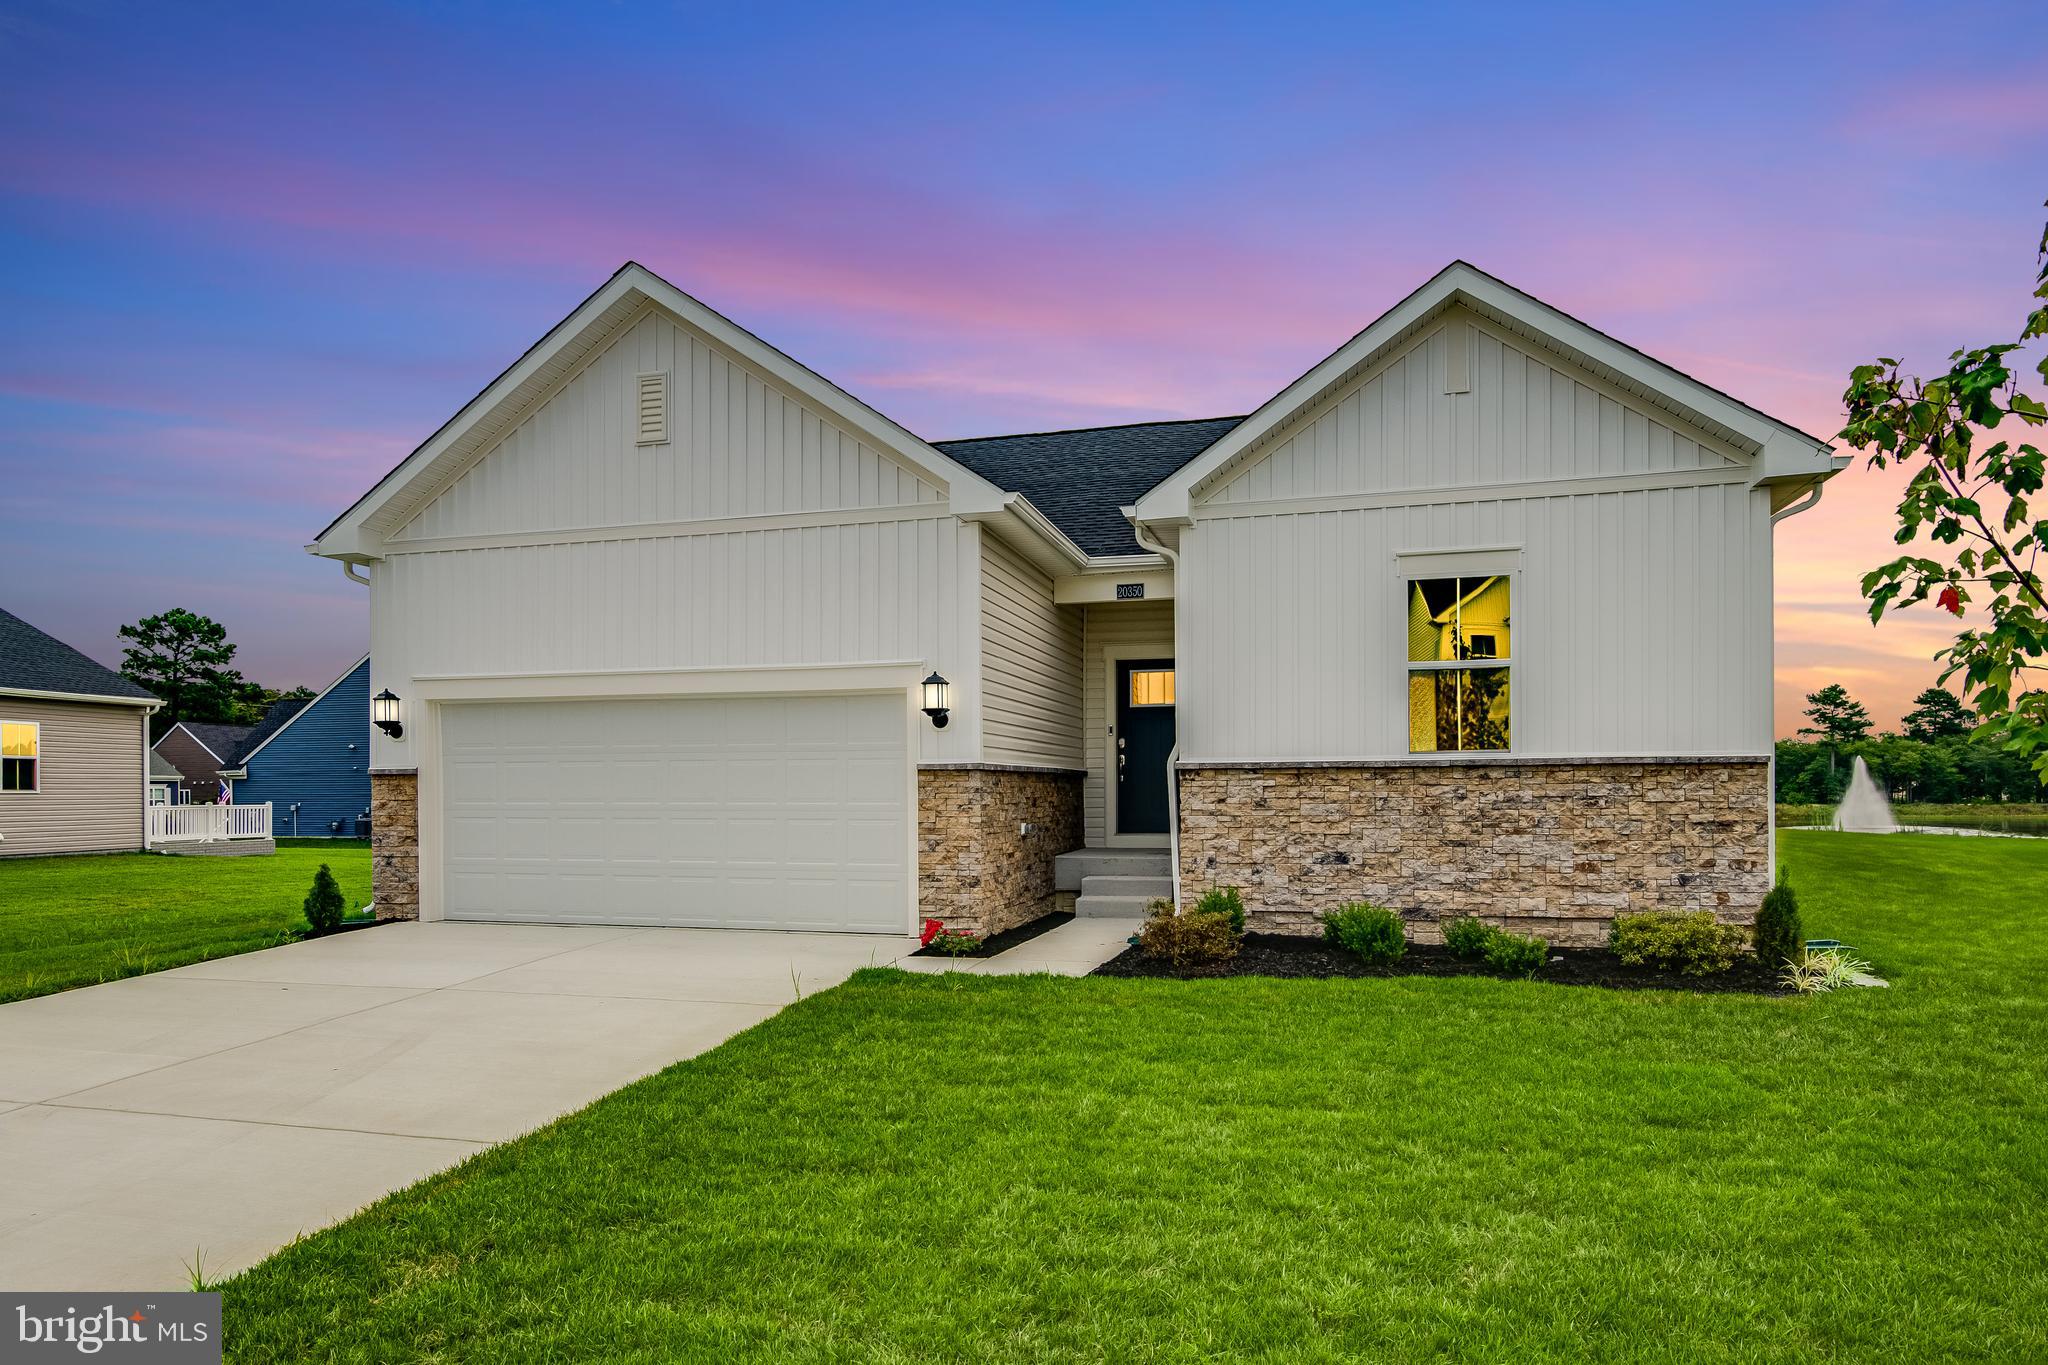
[0,606,161,857]
[148,751,184,805]
[151,656,371,835]
[226,655,372,837]
[154,721,253,805]
[309,261,1842,943]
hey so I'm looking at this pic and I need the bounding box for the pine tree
[303,864,345,936]
[1754,876,1804,970]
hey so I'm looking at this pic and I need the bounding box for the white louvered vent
[635,371,669,445]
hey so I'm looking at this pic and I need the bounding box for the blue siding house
[226,655,371,837]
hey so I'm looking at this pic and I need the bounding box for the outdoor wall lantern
[371,688,405,739]
[920,672,952,729]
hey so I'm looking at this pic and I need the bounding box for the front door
[1115,658,1176,837]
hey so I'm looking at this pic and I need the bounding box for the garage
[438,693,911,932]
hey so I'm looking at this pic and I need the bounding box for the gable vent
[635,371,669,445]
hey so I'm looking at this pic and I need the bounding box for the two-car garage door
[439,694,910,932]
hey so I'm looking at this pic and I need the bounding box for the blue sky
[1,0,2042,729]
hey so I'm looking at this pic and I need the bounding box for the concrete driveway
[0,921,917,1290]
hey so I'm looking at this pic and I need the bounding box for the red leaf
[1937,586,1964,616]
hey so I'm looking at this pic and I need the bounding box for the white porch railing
[148,802,271,845]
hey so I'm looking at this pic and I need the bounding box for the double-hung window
[1406,576,1511,752]
[1,721,39,791]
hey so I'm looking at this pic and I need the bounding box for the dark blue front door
[1115,658,1176,836]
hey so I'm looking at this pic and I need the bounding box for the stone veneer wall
[919,766,1083,938]
[1177,759,1770,946]
[369,770,420,922]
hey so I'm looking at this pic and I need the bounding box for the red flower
[920,917,945,946]
[1938,585,1964,617]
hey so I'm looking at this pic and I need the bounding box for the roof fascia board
[957,493,1092,577]
[311,265,1008,561]
[234,652,371,767]
[0,685,159,709]
[1134,262,1838,523]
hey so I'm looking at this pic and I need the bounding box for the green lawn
[220,834,2047,1363]
[0,842,373,1003]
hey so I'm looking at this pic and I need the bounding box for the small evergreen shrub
[1137,900,1239,968]
[1482,928,1548,977]
[1192,886,1247,936]
[1441,916,1493,961]
[303,864,345,936]
[1610,911,1746,976]
[1753,877,1804,969]
[1321,903,1406,964]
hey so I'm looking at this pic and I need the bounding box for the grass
[0,843,373,1003]
[219,833,2048,1362]
[1778,801,2048,835]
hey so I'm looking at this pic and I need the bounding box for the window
[2,721,38,792]
[1128,669,1176,707]
[1406,576,1510,752]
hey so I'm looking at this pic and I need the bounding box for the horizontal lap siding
[0,698,144,856]
[1081,601,1175,845]
[979,534,1083,769]
[1180,485,1769,760]
[234,659,372,837]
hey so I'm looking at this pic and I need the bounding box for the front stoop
[1061,849,1171,918]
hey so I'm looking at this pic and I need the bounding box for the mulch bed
[1092,933,1789,994]
[912,910,1075,959]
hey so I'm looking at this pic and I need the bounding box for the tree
[118,608,252,735]
[1901,687,1977,742]
[303,864,345,936]
[1841,209,2048,784]
[1798,684,1873,746]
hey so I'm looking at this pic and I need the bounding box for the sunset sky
[1,1,2042,734]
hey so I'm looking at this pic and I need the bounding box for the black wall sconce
[371,688,405,739]
[920,672,952,728]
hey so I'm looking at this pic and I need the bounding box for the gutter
[1126,513,1184,912]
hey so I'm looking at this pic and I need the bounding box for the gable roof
[164,721,255,770]
[233,654,370,768]
[937,417,1245,557]
[310,264,1009,562]
[149,750,183,782]
[1133,261,1841,523]
[0,607,158,706]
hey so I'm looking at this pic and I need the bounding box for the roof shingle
[0,607,158,703]
[935,416,1244,557]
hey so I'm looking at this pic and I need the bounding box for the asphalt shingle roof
[180,722,255,767]
[0,607,158,703]
[231,696,312,764]
[935,416,1245,557]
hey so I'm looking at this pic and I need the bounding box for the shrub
[1322,903,1406,964]
[1192,885,1247,936]
[303,863,345,936]
[1610,911,1746,976]
[1137,900,1239,969]
[1441,916,1493,961]
[930,930,982,956]
[1753,877,1804,969]
[1482,928,1548,977]
[1782,947,1873,994]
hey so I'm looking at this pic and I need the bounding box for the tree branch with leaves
[1841,208,2048,782]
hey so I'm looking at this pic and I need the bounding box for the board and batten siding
[389,307,943,544]
[1179,308,1772,763]
[1080,600,1175,845]
[979,533,1083,769]
[0,697,145,856]
[368,302,984,772]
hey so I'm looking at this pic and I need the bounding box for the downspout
[340,558,374,913]
[1770,480,1826,525]
[342,561,370,585]
[1765,474,1829,885]
[1128,519,1183,911]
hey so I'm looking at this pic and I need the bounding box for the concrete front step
[1054,847,1171,892]
[1074,893,1157,919]
[1080,874,1174,901]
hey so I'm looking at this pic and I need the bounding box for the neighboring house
[309,261,1843,943]
[154,722,253,806]
[227,656,372,837]
[148,751,185,805]
[150,657,371,835]
[0,606,161,857]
